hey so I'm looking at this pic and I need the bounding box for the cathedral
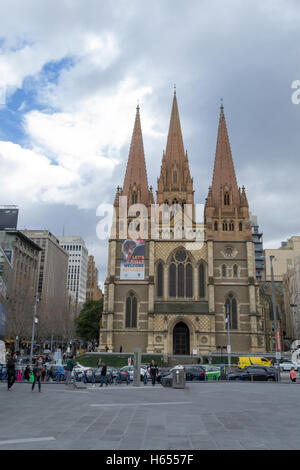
[99,92,266,356]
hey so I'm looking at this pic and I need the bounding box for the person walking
[32,356,44,392]
[105,345,109,352]
[65,355,76,385]
[119,345,123,353]
[149,360,158,386]
[290,367,297,383]
[99,362,108,387]
[7,353,17,391]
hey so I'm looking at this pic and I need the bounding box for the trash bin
[172,367,185,389]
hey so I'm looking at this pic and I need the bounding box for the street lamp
[270,256,281,375]
[29,294,39,364]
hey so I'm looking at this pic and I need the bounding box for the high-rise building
[100,94,266,354]
[264,236,300,282]
[86,255,103,301]
[0,230,41,340]
[58,236,88,305]
[250,214,264,282]
[22,230,68,334]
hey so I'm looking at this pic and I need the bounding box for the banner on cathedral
[120,239,145,280]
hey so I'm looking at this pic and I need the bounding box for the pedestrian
[7,352,17,391]
[126,371,130,386]
[65,355,76,385]
[105,345,109,352]
[116,371,122,385]
[290,367,297,383]
[149,360,158,386]
[16,369,22,382]
[99,362,108,387]
[83,370,88,384]
[143,372,147,385]
[97,357,102,368]
[119,345,123,353]
[24,365,31,382]
[32,356,44,392]
[41,367,46,382]
[92,370,96,388]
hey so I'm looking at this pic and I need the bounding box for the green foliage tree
[75,298,103,342]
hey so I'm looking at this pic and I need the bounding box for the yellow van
[238,357,272,369]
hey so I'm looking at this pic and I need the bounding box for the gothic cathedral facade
[99,92,266,355]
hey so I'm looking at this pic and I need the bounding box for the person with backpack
[149,360,158,386]
[65,355,76,385]
[31,356,44,392]
[99,362,108,387]
[24,364,31,382]
[7,353,17,391]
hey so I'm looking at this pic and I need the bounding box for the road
[1,380,300,450]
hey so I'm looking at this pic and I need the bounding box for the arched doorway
[173,322,190,355]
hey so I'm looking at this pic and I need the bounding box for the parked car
[72,363,92,379]
[202,365,221,381]
[119,365,147,381]
[158,365,206,384]
[86,366,118,383]
[45,364,67,381]
[237,357,272,369]
[228,366,278,382]
[279,360,299,371]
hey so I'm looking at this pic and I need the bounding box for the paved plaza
[1,380,300,450]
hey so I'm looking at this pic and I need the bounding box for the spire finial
[220,98,224,111]
[136,99,140,110]
[174,83,176,95]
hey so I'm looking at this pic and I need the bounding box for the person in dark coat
[149,360,158,386]
[7,353,17,391]
[99,362,108,387]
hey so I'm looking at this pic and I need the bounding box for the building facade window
[214,221,218,231]
[225,294,238,330]
[224,192,230,205]
[233,264,238,278]
[168,249,193,298]
[131,193,138,204]
[239,222,243,231]
[229,221,234,231]
[222,264,227,277]
[199,262,205,298]
[157,262,163,297]
[125,292,137,328]
[222,221,228,231]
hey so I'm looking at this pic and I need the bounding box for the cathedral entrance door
[173,322,190,355]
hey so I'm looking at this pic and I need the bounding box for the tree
[75,298,103,342]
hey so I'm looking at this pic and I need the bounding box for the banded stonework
[99,93,266,356]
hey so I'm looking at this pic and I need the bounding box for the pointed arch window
[214,221,218,231]
[169,249,193,298]
[173,171,177,184]
[222,221,228,231]
[239,222,243,231]
[222,264,227,277]
[125,292,137,328]
[157,262,163,297]
[233,264,238,278]
[224,192,230,205]
[229,221,234,231]
[131,193,138,205]
[225,294,238,330]
[199,262,205,298]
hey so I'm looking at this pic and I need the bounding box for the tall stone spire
[210,103,239,207]
[121,105,152,206]
[157,91,193,207]
[205,103,251,241]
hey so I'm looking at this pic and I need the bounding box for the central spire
[156,91,194,209]
[164,90,186,170]
[122,105,150,206]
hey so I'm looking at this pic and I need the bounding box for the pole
[270,256,280,379]
[226,303,231,369]
[29,294,39,364]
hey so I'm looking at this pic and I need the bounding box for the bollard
[126,372,130,385]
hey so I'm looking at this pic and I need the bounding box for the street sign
[276,352,281,360]
[227,345,231,354]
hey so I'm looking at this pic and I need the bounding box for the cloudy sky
[0,0,300,286]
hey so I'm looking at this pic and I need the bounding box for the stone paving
[1,380,300,450]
